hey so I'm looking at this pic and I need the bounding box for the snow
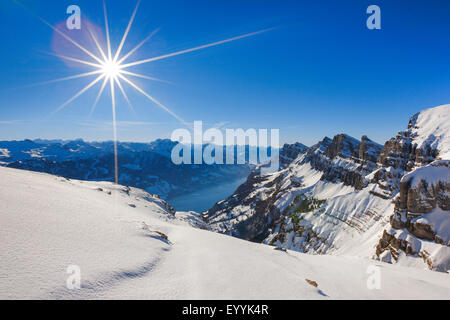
[410,104,450,160]
[269,180,393,258]
[401,160,450,188]
[1,166,449,299]
[412,207,450,243]
[209,104,450,272]
[256,148,394,258]
[385,226,450,271]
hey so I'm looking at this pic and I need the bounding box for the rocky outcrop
[376,160,450,271]
[205,168,285,241]
[280,142,308,169]
[373,105,450,271]
[207,105,449,272]
[266,196,331,254]
[323,134,360,159]
[357,135,383,165]
[371,106,448,199]
[370,131,415,199]
[205,142,309,241]
[206,134,382,241]
[307,134,382,190]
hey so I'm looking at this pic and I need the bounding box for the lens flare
[16,0,271,184]
[101,60,121,79]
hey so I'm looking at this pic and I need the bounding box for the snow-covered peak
[409,104,450,160]
[310,136,333,153]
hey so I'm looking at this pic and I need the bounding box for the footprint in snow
[141,222,171,245]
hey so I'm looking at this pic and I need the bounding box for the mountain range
[0,138,253,200]
[1,104,449,275]
[206,104,450,272]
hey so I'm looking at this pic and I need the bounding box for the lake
[167,177,247,213]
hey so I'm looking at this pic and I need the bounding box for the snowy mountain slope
[376,160,450,271]
[205,105,450,272]
[370,104,450,200]
[1,166,449,299]
[0,139,173,163]
[372,105,450,271]
[206,135,387,245]
[409,104,450,160]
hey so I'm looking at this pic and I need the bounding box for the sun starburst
[101,60,121,79]
[17,0,272,184]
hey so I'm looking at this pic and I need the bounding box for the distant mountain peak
[323,134,360,159]
[310,136,333,153]
[280,142,308,168]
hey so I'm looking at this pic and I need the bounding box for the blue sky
[0,0,449,146]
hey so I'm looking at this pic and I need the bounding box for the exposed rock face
[205,170,280,240]
[370,132,415,199]
[376,229,419,260]
[307,134,382,190]
[358,135,383,165]
[280,142,308,169]
[206,134,383,242]
[207,104,450,272]
[376,160,450,271]
[266,195,331,254]
[373,105,450,271]
[321,134,381,166]
[401,175,449,215]
[206,143,309,241]
[371,106,447,199]
[323,134,360,159]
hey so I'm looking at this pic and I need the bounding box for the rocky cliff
[206,133,384,244]
[206,104,450,272]
[375,160,450,271]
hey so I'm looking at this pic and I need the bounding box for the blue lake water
[167,177,247,213]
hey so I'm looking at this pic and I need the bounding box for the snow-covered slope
[205,105,450,272]
[1,166,449,299]
[409,104,450,160]
[376,160,450,271]
[206,134,388,254]
[372,105,450,270]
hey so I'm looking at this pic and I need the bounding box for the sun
[101,60,121,79]
[35,0,270,124]
[18,0,271,183]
